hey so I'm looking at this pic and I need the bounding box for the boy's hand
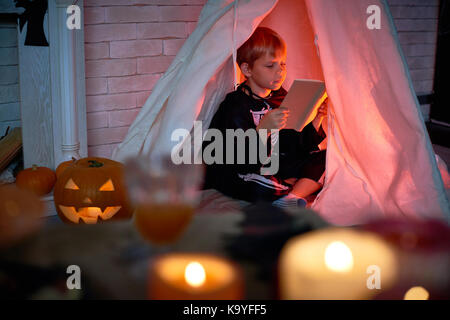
[256,107,290,132]
[312,98,328,132]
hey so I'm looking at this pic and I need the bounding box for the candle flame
[184,261,206,287]
[324,241,354,273]
[404,286,429,300]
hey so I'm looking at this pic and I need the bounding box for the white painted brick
[186,22,197,35]
[0,66,18,85]
[137,56,174,74]
[389,6,438,19]
[106,6,159,23]
[85,23,136,43]
[0,28,17,47]
[85,59,136,77]
[398,32,437,45]
[88,126,129,146]
[0,84,19,104]
[159,6,203,22]
[0,102,20,121]
[394,19,438,32]
[88,144,113,158]
[85,42,110,60]
[86,93,136,112]
[406,56,436,69]
[137,22,186,39]
[409,68,435,81]
[83,0,207,139]
[136,91,150,107]
[402,44,436,57]
[110,40,162,58]
[387,0,439,6]
[413,80,434,93]
[84,7,105,24]
[85,78,108,95]
[85,0,130,6]
[0,48,17,66]
[108,108,141,127]
[163,39,185,55]
[87,111,108,129]
[108,74,161,93]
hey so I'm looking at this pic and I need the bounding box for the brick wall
[0,20,20,137]
[387,0,440,121]
[83,0,206,158]
[83,0,440,157]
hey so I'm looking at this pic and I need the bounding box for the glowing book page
[281,79,327,131]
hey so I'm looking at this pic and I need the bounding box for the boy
[202,27,327,208]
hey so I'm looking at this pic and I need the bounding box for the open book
[281,79,327,131]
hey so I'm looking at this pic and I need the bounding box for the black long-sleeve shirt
[202,83,326,189]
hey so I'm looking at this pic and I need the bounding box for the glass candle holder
[124,154,204,245]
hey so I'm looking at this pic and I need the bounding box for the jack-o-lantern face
[54,157,133,224]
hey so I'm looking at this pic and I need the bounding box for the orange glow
[64,178,79,190]
[99,179,115,191]
[58,205,122,224]
[404,286,429,300]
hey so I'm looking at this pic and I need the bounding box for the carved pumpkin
[55,157,77,178]
[53,157,133,224]
[16,164,57,196]
[0,185,45,248]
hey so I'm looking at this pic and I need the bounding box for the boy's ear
[240,62,252,78]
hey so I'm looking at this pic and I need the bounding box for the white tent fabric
[112,0,450,225]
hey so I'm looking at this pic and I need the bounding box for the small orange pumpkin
[0,185,45,248]
[53,157,133,224]
[16,164,57,196]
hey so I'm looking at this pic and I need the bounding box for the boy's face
[242,52,287,95]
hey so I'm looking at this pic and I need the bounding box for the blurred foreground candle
[149,253,244,299]
[278,228,398,299]
[403,286,429,300]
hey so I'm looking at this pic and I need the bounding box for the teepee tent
[112,0,450,225]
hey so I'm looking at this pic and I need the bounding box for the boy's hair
[237,27,286,69]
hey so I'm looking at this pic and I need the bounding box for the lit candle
[404,286,429,300]
[278,228,398,299]
[149,253,244,299]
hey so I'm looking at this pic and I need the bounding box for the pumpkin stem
[88,160,104,168]
[71,157,77,162]
[32,164,38,170]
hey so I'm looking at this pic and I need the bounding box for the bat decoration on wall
[15,0,49,46]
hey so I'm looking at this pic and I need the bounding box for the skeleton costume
[202,82,326,203]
